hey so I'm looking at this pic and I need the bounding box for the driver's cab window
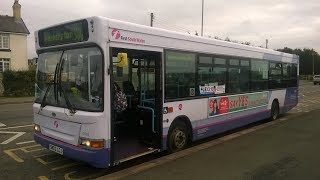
[59,47,103,111]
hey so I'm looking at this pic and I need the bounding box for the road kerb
[0,100,34,105]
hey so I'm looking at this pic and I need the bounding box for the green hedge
[2,70,36,97]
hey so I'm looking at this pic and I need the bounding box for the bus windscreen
[38,20,89,47]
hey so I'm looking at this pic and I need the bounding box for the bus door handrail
[137,105,156,133]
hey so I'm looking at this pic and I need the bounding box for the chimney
[12,0,21,20]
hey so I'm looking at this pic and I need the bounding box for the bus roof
[35,16,299,63]
[102,17,298,59]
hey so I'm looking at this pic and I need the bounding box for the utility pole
[312,51,315,75]
[266,39,268,49]
[150,13,154,27]
[201,0,204,36]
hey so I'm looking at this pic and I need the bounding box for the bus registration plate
[49,144,63,155]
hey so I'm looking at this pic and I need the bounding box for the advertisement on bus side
[208,92,268,117]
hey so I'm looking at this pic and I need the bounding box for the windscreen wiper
[57,58,76,114]
[39,81,55,110]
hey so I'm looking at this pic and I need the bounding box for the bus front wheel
[168,121,188,153]
[270,101,279,120]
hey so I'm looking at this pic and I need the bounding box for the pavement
[0,96,34,105]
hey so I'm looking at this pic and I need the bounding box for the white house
[0,0,30,73]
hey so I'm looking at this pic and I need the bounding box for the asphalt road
[1,81,320,180]
[0,103,33,127]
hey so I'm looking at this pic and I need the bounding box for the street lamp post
[201,0,204,36]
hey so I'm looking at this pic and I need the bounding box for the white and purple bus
[33,16,299,168]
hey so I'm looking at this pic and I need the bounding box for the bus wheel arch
[270,99,280,120]
[167,116,193,153]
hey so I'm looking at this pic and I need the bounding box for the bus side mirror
[117,53,128,67]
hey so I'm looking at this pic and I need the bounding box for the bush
[2,70,36,97]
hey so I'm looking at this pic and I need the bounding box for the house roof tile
[0,15,30,34]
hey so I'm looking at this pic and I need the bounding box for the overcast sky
[1,0,319,58]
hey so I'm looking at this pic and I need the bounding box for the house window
[0,34,10,49]
[0,58,10,72]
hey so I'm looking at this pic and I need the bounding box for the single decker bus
[33,16,299,168]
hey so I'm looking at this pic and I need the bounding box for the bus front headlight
[80,138,104,148]
[34,124,41,132]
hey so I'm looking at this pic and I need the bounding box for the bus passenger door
[110,48,162,164]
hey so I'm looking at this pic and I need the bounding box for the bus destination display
[39,20,89,47]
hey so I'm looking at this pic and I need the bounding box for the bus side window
[165,51,196,99]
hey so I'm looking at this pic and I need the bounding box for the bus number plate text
[49,144,63,155]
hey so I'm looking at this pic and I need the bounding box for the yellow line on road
[3,149,24,163]
[36,158,48,165]
[51,162,81,171]
[64,171,103,180]
[38,176,49,180]
[36,157,67,165]
[33,152,55,158]
[26,147,47,153]
[3,145,44,163]
[20,144,42,153]
[64,171,77,180]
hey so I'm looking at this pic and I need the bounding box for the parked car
[313,75,320,85]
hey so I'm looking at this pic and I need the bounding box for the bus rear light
[80,139,104,148]
[34,124,41,132]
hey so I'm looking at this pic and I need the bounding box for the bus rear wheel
[270,101,279,120]
[168,121,188,153]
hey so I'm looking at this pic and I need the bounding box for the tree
[277,47,320,75]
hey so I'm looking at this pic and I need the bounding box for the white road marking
[0,124,33,130]
[0,122,6,127]
[16,140,35,145]
[0,131,26,145]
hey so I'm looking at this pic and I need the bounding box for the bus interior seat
[123,81,135,95]
[123,81,139,108]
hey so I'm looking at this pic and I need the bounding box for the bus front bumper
[34,132,110,168]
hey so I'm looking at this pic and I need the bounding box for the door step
[116,148,159,164]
